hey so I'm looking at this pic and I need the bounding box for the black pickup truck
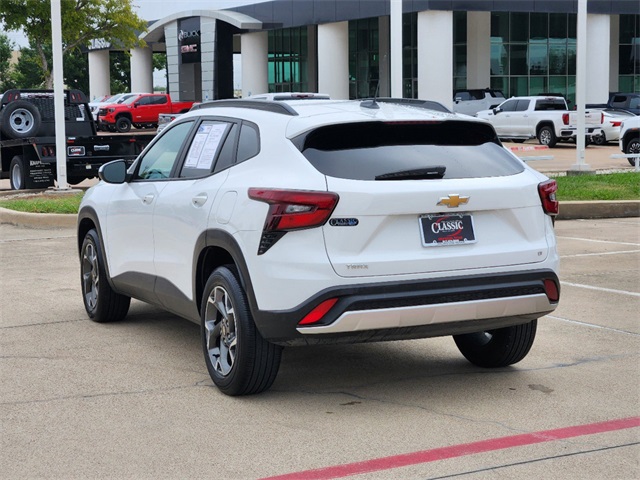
[0,89,154,190]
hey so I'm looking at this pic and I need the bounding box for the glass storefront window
[349,17,379,99]
[267,27,309,93]
[618,15,640,92]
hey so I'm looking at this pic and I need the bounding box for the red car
[97,93,194,132]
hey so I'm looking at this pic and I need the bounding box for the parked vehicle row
[96,93,195,133]
[476,95,604,147]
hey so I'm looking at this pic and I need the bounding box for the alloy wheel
[82,241,99,311]
[205,286,237,376]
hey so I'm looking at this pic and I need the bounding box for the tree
[0,32,18,91]
[12,43,89,92]
[0,0,147,88]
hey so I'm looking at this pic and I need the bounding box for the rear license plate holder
[419,213,476,247]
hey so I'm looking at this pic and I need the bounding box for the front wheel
[626,139,640,166]
[537,126,557,147]
[9,156,26,190]
[80,229,130,322]
[116,117,131,133]
[453,320,537,368]
[201,266,282,396]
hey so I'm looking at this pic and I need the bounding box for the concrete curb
[1,201,638,229]
[557,200,640,220]
[0,206,77,229]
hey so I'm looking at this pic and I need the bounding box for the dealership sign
[179,17,201,63]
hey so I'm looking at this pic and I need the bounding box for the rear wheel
[80,229,130,322]
[453,320,537,368]
[9,156,26,190]
[201,266,282,396]
[591,132,606,145]
[537,126,557,147]
[626,138,640,166]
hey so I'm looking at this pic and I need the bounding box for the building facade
[87,0,639,108]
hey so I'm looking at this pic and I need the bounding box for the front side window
[135,121,194,180]
[500,99,518,111]
[180,121,232,178]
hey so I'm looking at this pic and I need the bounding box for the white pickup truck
[476,96,603,147]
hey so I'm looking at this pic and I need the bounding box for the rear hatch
[297,120,551,278]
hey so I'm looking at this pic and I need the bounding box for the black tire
[453,320,537,368]
[591,132,606,146]
[1,100,42,138]
[80,229,131,323]
[9,155,26,190]
[107,125,117,132]
[537,126,557,148]
[201,266,282,396]
[626,138,640,166]
[115,116,131,133]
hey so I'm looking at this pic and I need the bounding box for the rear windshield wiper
[375,166,446,181]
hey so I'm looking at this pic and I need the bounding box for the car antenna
[361,81,380,109]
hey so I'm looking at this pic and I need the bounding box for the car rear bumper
[252,270,559,346]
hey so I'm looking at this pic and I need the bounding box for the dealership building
[87,0,639,108]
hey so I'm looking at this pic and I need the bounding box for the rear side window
[535,99,566,111]
[236,122,260,163]
[296,121,524,180]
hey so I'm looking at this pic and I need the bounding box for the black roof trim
[191,99,299,116]
[363,97,452,114]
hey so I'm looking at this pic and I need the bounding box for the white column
[317,21,349,100]
[417,11,453,108]
[241,31,268,98]
[130,46,153,93]
[88,49,110,100]
[165,22,180,100]
[201,18,216,102]
[466,11,491,89]
[609,15,620,93]
[586,14,610,104]
[390,0,402,97]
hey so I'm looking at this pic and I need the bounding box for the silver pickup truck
[476,96,603,147]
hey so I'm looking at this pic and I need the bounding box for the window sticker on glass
[185,123,229,170]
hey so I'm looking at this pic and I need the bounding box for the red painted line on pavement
[262,417,640,480]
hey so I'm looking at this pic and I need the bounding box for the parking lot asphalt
[1,218,638,479]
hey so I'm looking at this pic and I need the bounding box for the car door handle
[192,193,208,207]
[143,194,155,205]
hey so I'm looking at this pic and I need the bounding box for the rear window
[535,99,566,111]
[296,121,524,180]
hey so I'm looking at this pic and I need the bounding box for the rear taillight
[562,113,569,125]
[611,121,622,127]
[543,279,560,302]
[248,188,339,254]
[601,112,604,124]
[538,180,559,216]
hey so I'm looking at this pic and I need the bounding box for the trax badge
[437,194,470,208]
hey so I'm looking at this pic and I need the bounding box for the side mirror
[454,97,462,103]
[99,159,128,184]
[133,102,139,108]
[493,107,500,115]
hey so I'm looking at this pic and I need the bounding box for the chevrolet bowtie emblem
[437,194,470,208]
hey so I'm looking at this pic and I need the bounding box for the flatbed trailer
[0,89,154,190]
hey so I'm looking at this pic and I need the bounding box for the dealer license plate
[419,213,476,247]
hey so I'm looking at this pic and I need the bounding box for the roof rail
[191,99,299,116]
[363,97,452,114]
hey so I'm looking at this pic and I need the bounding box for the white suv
[78,98,561,396]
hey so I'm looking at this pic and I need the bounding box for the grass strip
[0,192,84,214]
[555,172,639,201]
